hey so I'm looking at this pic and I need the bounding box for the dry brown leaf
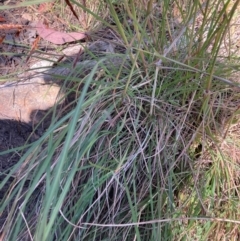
[35,22,86,45]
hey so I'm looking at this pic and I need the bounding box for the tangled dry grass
[0,0,240,240]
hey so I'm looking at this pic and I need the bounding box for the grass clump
[1,0,240,240]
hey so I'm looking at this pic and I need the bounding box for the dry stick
[59,216,240,229]
[20,210,34,241]
[64,0,79,21]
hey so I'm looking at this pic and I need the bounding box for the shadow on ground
[0,41,127,230]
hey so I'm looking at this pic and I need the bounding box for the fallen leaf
[35,22,86,45]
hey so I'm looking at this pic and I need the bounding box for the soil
[0,0,84,163]
[0,1,79,231]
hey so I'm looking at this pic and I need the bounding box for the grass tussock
[0,0,240,240]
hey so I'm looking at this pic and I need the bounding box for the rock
[0,79,61,123]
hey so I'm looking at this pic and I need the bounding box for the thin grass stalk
[0,0,51,9]
[39,62,100,240]
[105,0,128,45]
